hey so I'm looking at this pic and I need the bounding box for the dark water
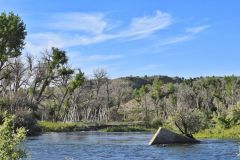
[24,132,240,160]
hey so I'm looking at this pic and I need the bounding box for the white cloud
[25,33,113,54]
[69,52,124,63]
[81,54,124,61]
[160,35,192,46]
[160,24,210,46]
[49,13,107,35]
[118,10,172,39]
[186,25,210,34]
[24,10,173,54]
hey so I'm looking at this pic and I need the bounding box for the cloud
[81,54,124,61]
[24,10,173,54]
[118,10,172,39]
[186,25,210,34]
[160,35,192,45]
[25,32,113,54]
[48,12,107,35]
[160,24,210,46]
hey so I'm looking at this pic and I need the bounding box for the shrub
[0,113,26,159]
[227,102,240,125]
[170,107,208,138]
[150,118,163,129]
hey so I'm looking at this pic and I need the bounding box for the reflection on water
[25,132,239,160]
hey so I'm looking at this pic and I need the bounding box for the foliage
[38,121,85,132]
[99,126,154,132]
[227,102,240,125]
[0,113,26,160]
[171,107,208,138]
[195,124,240,139]
[68,70,85,93]
[0,12,26,63]
[150,117,163,129]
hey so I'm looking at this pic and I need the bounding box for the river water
[24,132,240,160]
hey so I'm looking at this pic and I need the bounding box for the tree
[170,84,207,138]
[61,70,85,122]
[0,12,26,72]
[224,75,238,106]
[91,68,109,121]
[133,85,150,126]
[28,47,70,111]
[0,113,26,159]
[150,79,163,117]
[111,79,132,121]
[172,107,207,138]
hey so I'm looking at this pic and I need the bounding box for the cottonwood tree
[110,79,132,120]
[91,68,109,121]
[0,12,26,73]
[61,70,85,122]
[0,12,27,112]
[28,48,69,112]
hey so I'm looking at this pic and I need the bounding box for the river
[24,132,239,160]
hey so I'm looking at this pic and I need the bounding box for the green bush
[217,116,232,129]
[170,108,208,137]
[150,118,163,129]
[227,103,240,125]
[0,113,26,159]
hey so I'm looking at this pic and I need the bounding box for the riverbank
[99,126,154,132]
[194,125,240,139]
[37,121,240,139]
[37,121,154,133]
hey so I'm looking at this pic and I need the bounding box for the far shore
[37,121,240,139]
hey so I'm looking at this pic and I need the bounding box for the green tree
[224,75,238,106]
[172,108,207,138]
[150,79,163,117]
[0,113,26,159]
[133,85,150,126]
[0,12,26,71]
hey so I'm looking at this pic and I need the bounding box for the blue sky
[1,0,240,78]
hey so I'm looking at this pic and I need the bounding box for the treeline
[131,76,240,137]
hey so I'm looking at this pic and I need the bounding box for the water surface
[25,132,240,160]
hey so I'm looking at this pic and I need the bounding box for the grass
[99,126,155,132]
[194,125,240,139]
[37,121,156,133]
[37,121,86,132]
[38,121,240,139]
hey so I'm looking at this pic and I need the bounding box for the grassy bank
[38,121,87,132]
[37,121,155,133]
[99,126,155,132]
[38,121,240,139]
[195,125,240,139]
